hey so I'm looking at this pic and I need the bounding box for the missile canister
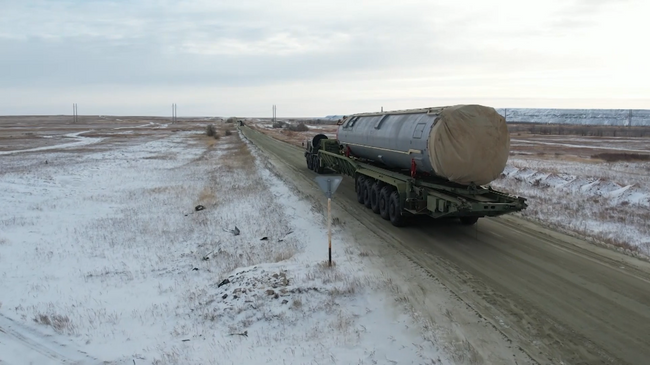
[336,104,510,185]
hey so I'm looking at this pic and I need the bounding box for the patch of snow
[0,131,448,364]
[605,184,635,199]
[493,157,650,254]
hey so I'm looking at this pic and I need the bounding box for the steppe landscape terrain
[1,115,529,365]
[1,114,650,365]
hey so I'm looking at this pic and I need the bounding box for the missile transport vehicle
[304,104,527,227]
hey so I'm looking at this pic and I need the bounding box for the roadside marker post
[314,176,343,267]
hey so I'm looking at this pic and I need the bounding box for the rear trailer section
[306,138,527,227]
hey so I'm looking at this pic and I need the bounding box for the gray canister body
[336,105,510,185]
[337,110,436,173]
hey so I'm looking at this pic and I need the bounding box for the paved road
[241,125,650,365]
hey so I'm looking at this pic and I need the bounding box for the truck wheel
[363,179,373,208]
[356,176,366,203]
[379,186,392,220]
[460,217,479,225]
[370,182,381,214]
[307,156,312,170]
[311,155,318,172]
[388,191,406,227]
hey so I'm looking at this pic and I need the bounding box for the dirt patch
[591,152,650,162]
[508,123,650,138]
[248,123,337,149]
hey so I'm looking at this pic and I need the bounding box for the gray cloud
[0,0,646,115]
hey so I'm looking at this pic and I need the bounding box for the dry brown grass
[213,137,256,173]
[33,313,75,334]
[274,250,294,262]
[146,186,185,195]
[508,123,650,137]
[201,136,218,147]
[328,310,354,332]
[249,124,312,148]
[591,152,650,162]
[509,139,650,163]
[206,124,217,136]
[197,186,217,205]
[291,298,303,309]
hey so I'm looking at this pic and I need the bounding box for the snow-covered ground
[492,157,650,256]
[0,129,449,364]
[510,138,650,154]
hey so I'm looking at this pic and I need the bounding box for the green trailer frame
[306,138,527,226]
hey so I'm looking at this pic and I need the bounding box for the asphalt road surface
[241,125,650,365]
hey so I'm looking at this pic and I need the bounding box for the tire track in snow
[0,314,100,364]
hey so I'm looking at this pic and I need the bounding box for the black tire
[460,216,479,225]
[314,156,323,174]
[311,155,318,172]
[388,191,406,227]
[356,176,366,203]
[307,156,312,170]
[379,186,392,220]
[363,179,373,208]
[370,182,381,214]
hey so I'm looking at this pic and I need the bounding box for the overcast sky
[1,0,647,117]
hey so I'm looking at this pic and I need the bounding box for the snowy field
[0,124,450,364]
[492,157,650,256]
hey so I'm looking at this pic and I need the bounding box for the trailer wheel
[388,191,406,227]
[363,179,373,208]
[379,186,392,220]
[306,156,313,170]
[370,182,381,214]
[460,217,479,225]
[356,176,366,203]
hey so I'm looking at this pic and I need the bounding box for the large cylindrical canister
[336,104,510,185]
